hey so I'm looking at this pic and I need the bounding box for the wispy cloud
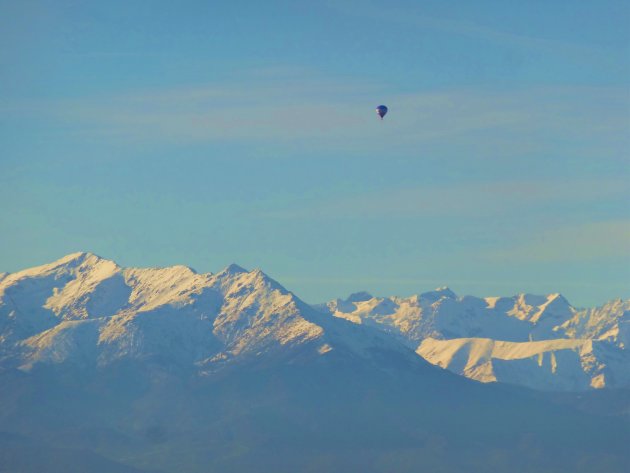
[484,220,630,263]
[258,176,630,268]
[260,177,630,220]
[2,70,379,144]
[327,1,620,62]
[4,72,628,156]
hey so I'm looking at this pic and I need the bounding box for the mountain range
[318,289,629,391]
[0,253,628,472]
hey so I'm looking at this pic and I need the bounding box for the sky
[1,0,629,306]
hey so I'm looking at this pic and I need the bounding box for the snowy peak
[318,288,629,391]
[1,253,415,374]
[420,286,457,302]
[211,265,288,301]
[35,251,98,269]
[1,253,628,393]
[504,293,572,324]
[529,293,573,324]
[320,289,584,342]
[560,298,630,348]
[204,267,411,363]
[122,265,209,312]
[345,291,373,303]
[0,253,126,341]
[217,263,248,277]
[1,251,111,284]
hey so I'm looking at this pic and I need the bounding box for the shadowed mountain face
[0,431,156,473]
[0,254,628,473]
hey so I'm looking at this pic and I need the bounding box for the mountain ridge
[1,253,629,472]
[1,252,628,391]
[0,252,423,374]
[319,287,629,391]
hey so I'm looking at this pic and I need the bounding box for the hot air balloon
[376,105,388,120]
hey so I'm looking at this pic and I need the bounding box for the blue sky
[1,0,629,306]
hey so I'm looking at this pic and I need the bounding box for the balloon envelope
[376,105,388,119]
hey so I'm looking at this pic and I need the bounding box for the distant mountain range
[2,252,627,392]
[0,253,628,473]
[318,289,629,391]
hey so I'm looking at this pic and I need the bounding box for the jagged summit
[218,263,248,276]
[345,291,373,302]
[420,286,457,301]
[52,251,102,264]
[1,253,628,392]
[435,286,453,292]
[321,286,629,391]
[3,251,109,279]
[0,253,418,373]
[3,255,628,472]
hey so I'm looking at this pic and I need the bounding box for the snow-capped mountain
[1,254,629,473]
[561,298,630,347]
[318,289,629,391]
[1,253,627,391]
[0,252,417,373]
[417,337,630,391]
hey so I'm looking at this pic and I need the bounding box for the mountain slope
[320,289,581,343]
[417,337,630,391]
[319,290,630,391]
[0,253,415,373]
[0,254,628,472]
[561,298,629,346]
[0,431,157,473]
